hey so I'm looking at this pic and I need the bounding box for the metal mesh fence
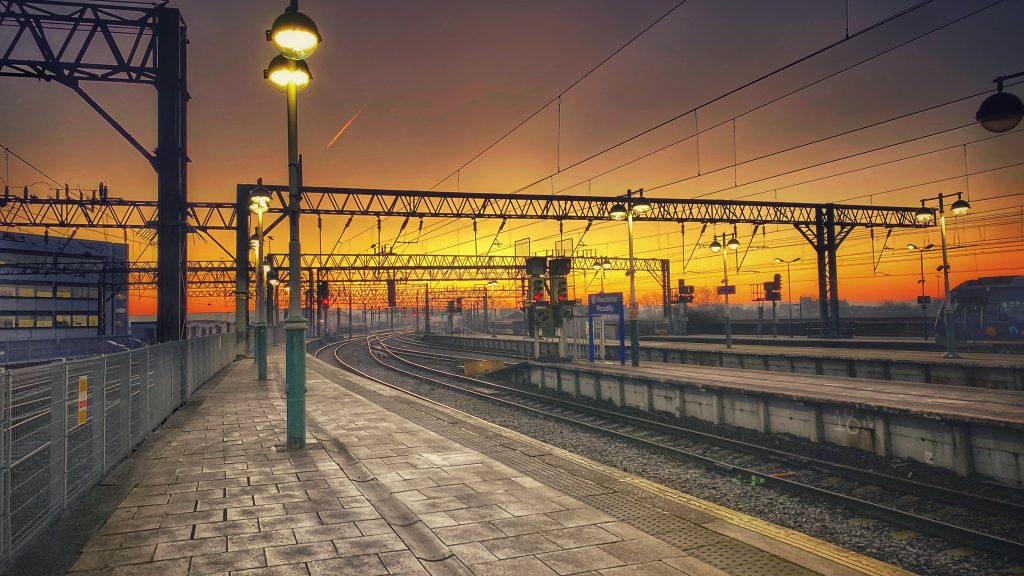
[0,333,236,568]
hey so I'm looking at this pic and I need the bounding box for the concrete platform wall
[425,334,1023,390]
[519,358,1023,485]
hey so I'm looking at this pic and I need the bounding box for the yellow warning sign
[77,376,88,425]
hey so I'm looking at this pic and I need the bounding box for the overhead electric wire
[421,0,1003,254]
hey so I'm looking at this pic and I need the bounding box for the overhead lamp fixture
[709,238,722,253]
[249,178,272,215]
[593,261,602,271]
[632,193,652,215]
[268,1,321,60]
[976,75,1024,133]
[601,259,611,270]
[950,194,971,217]
[914,202,934,224]
[265,55,311,92]
[726,235,740,251]
[609,203,628,221]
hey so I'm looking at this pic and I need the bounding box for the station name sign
[588,292,624,316]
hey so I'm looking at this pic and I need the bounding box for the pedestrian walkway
[62,349,908,575]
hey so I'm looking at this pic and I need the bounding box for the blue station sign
[589,292,624,316]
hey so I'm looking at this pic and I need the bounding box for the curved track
[313,334,1024,560]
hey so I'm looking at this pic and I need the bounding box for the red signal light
[532,292,543,302]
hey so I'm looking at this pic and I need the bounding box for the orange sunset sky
[1,0,1022,316]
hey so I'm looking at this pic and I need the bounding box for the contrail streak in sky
[327,105,366,149]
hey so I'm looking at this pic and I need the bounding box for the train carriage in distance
[935,276,1024,343]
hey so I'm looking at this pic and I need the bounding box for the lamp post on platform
[249,179,271,380]
[774,257,801,338]
[914,192,970,358]
[907,243,935,340]
[486,280,498,337]
[265,0,321,449]
[710,231,740,349]
[610,189,651,367]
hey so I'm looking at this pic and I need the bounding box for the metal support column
[234,185,250,357]
[155,6,188,342]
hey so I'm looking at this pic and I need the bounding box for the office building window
[17,286,35,298]
[88,315,99,327]
[0,285,15,297]
[72,315,89,327]
[56,314,71,327]
[56,286,72,299]
[35,285,53,298]
[35,315,53,328]
[0,316,14,328]
[17,315,34,328]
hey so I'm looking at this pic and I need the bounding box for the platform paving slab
[53,347,913,576]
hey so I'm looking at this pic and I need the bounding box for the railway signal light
[764,274,782,302]
[386,279,397,308]
[678,280,694,304]
[530,275,546,302]
[456,297,463,312]
[317,280,330,308]
[551,276,568,303]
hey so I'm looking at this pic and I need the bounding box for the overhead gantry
[0,184,928,337]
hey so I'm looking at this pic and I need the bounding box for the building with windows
[0,232,129,343]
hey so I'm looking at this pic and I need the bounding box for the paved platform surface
[549,360,1024,428]
[61,350,909,576]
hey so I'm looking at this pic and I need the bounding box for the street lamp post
[710,231,740,348]
[265,0,320,449]
[268,269,280,345]
[486,280,498,337]
[774,257,801,338]
[907,243,935,340]
[249,180,271,380]
[610,189,651,367]
[914,192,970,358]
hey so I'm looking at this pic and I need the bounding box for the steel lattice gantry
[0,185,928,336]
[0,0,188,342]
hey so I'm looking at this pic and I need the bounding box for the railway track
[313,334,1024,561]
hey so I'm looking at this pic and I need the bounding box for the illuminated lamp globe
[976,90,1024,133]
[709,239,722,253]
[265,55,311,92]
[601,259,611,270]
[632,196,652,214]
[249,180,272,215]
[950,196,971,217]
[593,261,602,271]
[268,6,321,60]
[774,257,783,263]
[726,235,740,251]
[906,243,918,251]
[609,203,628,221]
[914,205,934,224]
[487,280,498,288]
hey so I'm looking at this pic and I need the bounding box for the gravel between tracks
[329,340,1019,576]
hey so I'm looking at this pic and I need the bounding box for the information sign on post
[716,285,737,296]
[77,375,88,425]
[588,293,626,365]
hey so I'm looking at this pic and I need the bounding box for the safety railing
[0,332,237,568]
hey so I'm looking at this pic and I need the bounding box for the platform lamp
[914,192,970,358]
[773,257,801,338]
[906,243,935,341]
[249,179,271,381]
[610,189,651,367]
[268,268,280,346]
[265,0,321,449]
[486,280,498,337]
[976,73,1024,133]
[710,229,740,349]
